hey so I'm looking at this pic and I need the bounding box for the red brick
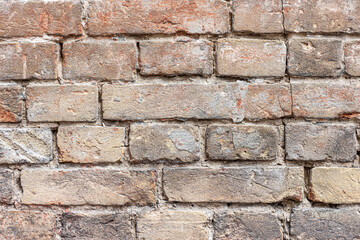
[87,0,229,35]
[63,40,137,80]
[233,0,283,33]
[139,40,213,76]
[0,0,82,37]
[0,86,22,123]
[0,42,59,80]
[292,81,360,119]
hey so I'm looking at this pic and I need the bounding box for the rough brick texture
[139,40,213,76]
[163,167,304,203]
[21,169,157,206]
[87,0,229,35]
[63,40,137,80]
[0,42,59,80]
[26,85,98,122]
[1,0,360,238]
[216,39,286,77]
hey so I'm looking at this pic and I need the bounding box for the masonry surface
[0,0,359,239]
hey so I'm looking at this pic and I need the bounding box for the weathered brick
[214,211,282,240]
[216,39,286,77]
[0,42,59,80]
[309,167,360,204]
[0,170,14,203]
[21,169,156,206]
[139,40,213,76]
[61,212,133,240]
[137,211,208,240]
[292,81,360,119]
[288,38,343,77]
[0,0,82,37]
[26,85,98,122]
[286,123,357,162]
[163,167,304,203]
[0,128,52,164]
[206,125,282,161]
[345,41,360,76]
[102,83,291,122]
[0,210,56,239]
[284,0,360,33]
[130,124,200,163]
[87,0,229,35]
[233,0,283,33]
[0,86,22,123]
[63,40,137,80]
[291,208,360,240]
[57,126,126,164]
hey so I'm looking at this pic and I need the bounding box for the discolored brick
[57,126,126,163]
[130,124,201,163]
[233,0,283,33]
[61,212,133,240]
[0,210,56,239]
[206,125,282,161]
[137,211,208,240]
[0,0,82,37]
[214,211,282,240]
[286,123,357,162]
[292,81,360,119]
[288,38,343,77]
[0,128,52,164]
[309,167,360,204]
[26,84,98,122]
[216,39,286,77]
[139,40,213,76]
[88,0,229,35]
[0,170,14,203]
[345,41,360,76]
[0,42,59,80]
[163,167,304,203]
[291,208,360,240]
[21,169,157,206]
[0,86,22,123]
[63,40,137,80]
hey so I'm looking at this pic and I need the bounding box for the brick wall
[0,0,359,239]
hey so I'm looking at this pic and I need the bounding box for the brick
[0,170,14,203]
[139,40,213,76]
[292,81,360,119]
[309,167,360,204]
[206,125,282,161]
[87,0,229,35]
[345,41,360,76]
[61,212,133,240]
[214,211,282,240]
[21,169,156,206]
[137,211,208,240]
[163,167,304,203]
[216,39,286,77]
[0,86,22,123]
[130,124,200,163]
[0,210,56,239]
[0,42,59,80]
[233,0,283,33]
[288,38,343,77]
[102,83,291,122]
[0,128,52,164]
[0,0,82,37]
[58,126,126,164]
[286,123,357,162]
[63,40,137,81]
[284,0,360,33]
[26,85,98,122]
[291,208,360,240]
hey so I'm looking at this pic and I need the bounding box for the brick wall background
[0,0,359,239]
